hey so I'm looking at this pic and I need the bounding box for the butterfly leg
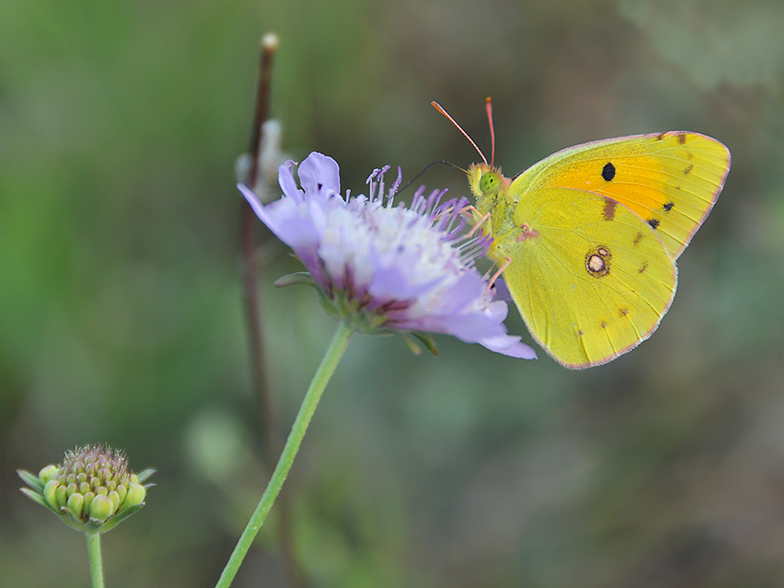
[486,255,511,292]
[460,204,492,238]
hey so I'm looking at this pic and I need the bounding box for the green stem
[86,533,105,588]
[215,321,353,588]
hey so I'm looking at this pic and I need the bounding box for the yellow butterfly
[434,99,731,369]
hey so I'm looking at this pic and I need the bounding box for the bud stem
[86,533,106,588]
[215,321,353,588]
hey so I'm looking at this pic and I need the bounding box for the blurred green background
[2,0,784,586]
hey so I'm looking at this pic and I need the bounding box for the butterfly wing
[508,132,730,259]
[498,187,677,368]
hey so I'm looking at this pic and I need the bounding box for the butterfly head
[468,162,511,208]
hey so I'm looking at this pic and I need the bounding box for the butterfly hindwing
[497,187,677,368]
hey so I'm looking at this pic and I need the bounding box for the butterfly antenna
[431,101,488,165]
[396,160,467,195]
[485,97,496,167]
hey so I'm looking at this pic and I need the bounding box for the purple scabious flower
[239,152,536,359]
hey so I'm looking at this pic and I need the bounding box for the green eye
[479,172,499,194]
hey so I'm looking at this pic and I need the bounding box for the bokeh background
[3,0,784,586]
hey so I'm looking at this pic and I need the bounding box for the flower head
[18,445,154,534]
[239,152,536,359]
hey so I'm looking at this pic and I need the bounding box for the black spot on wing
[663,201,674,212]
[647,218,660,230]
[602,162,616,182]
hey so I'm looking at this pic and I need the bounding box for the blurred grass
[2,0,784,586]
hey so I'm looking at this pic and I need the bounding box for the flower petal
[278,160,304,202]
[478,335,538,359]
[239,184,319,250]
[238,183,269,224]
[298,152,340,197]
[367,257,441,302]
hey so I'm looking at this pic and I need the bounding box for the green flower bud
[116,483,127,504]
[17,445,154,534]
[54,484,67,507]
[83,491,95,512]
[43,479,60,510]
[66,492,85,519]
[89,494,114,522]
[122,482,146,510]
[39,465,59,484]
[108,490,120,512]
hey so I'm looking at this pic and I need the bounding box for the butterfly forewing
[508,132,731,259]
[499,187,677,368]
